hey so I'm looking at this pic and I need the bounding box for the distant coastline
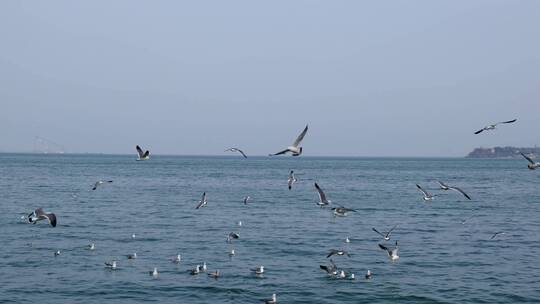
[467,146,540,158]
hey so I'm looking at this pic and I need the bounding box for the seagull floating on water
[372,224,398,241]
[519,152,540,170]
[105,260,117,270]
[379,241,399,262]
[131,234,136,239]
[238,221,243,227]
[149,267,158,278]
[437,181,471,200]
[127,253,137,259]
[264,293,277,304]
[92,180,113,191]
[327,249,351,258]
[27,208,57,227]
[208,270,220,279]
[314,182,331,206]
[287,170,297,190]
[365,269,372,279]
[345,237,350,243]
[225,147,247,158]
[172,254,181,264]
[270,125,308,157]
[229,249,236,257]
[195,192,207,209]
[190,265,201,275]
[253,265,265,275]
[88,243,95,250]
[332,207,356,217]
[135,145,150,160]
[54,250,61,257]
[227,232,240,243]
[201,262,207,272]
[416,184,434,201]
[474,119,517,134]
[243,196,250,205]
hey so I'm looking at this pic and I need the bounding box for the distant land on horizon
[467,146,540,158]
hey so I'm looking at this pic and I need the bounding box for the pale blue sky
[1,1,538,156]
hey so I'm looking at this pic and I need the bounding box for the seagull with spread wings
[270,125,308,156]
[135,145,150,160]
[437,181,471,200]
[519,152,540,170]
[225,147,248,158]
[474,119,517,134]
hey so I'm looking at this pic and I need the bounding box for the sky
[0,1,539,157]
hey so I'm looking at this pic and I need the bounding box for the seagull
[227,232,240,243]
[190,265,201,275]
[54,250,61,257]
[195,192,207,209]
[225,147,247,158]
[135,145,150,160]
[172,254,181,263]
[127,253,137,259]
[105,260,117,270]
[243,196,250,205]
[149,267,158,278]
[92,180,113,190]
[264,294,277,304]
[201,262,207,272]
[320,259,338,276]
[332,207,356,217]
[253,265,265,275]
[437,181,471,200]
[379,241,399,262]
[474,119,517,134]
[208,270,220,279]
[314,182,331,206]
[372,224,398,241]
[131,234,136,239]
[270,125,308,157]
[238,221,243,227]
[327,249,351,258]
[348,273,356,280]
[345,237,350,243]
[229,249,236,257]
[88,243,95,250]
[27,208,57,227]
[519,152,540,170]
[287,170,297,190]
[416,184,434,201]
[490,232,506,240]
[337,270,346,279]
[365,269,372,280]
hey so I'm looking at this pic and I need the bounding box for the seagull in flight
[437,181,471,200]
[320,259,338,275]
[372,224,398,241]
[332,206,356,217]
[326,249,351,258]
[227,232,240,243]
[195,192,207,209]
[287,170,297,190]
[27,208,57,227]
[474,119,517,134]
[135,145,150,160]
[225,147,248,158]
[314,182,331,206]
[92,180,113,191]
[270,125,308,156]
[519,152,540,170]
[490,232,506,240]
[379,241,399,262]
[416,184,434,201]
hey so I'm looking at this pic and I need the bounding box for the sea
[1,153,539,304]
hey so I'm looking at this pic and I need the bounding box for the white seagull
[314,182,331,206]
[519,152,540,170]
[437,181,471,200]
[135,145,150,160]
[27,208,57,227]
[105,260,117,270]
[365,269,372,280]
[243,196,251,205]
[264,293,277,304]
[225,147,247,158]
[490,232,506,240]
[270,125,308,156]
[332,207,356,217]
[88,243,95,250]
[92,180,113,191]
[474,119,517,134]
[253,265,265,275]
[379,241,399,262]
[416,184,434,201]
[287,170,297,190]
[149,267,158,278]
[195,192,207,209]
[327,249,351,258]
[172,254,182,264]
[372,224,398,241]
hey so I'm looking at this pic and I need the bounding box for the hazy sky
[1,1,539,156]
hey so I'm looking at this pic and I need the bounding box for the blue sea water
[1,153,539,304]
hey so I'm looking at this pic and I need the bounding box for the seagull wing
[437,180,449,189]
[292,125,308,147]
[416,184,430,196]
[387,224,398,235]
[35,208,46,217]
[92,182,99,190]
[449,187,471,200]
[314,182,328,203]
[327,249,337,258]
[372,228,385,238]
[143,150,150,158]
[136,145,145,158]
[44,213,57,227]
[271,149,290,156]
[520,152,535,164]
[378,244,390,253]
[237,149,248,158]
[497,119,517,125]
[474,129,484,134]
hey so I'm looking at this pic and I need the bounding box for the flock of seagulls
[22,118,532,303]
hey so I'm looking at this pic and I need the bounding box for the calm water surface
[1,154,539,303]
